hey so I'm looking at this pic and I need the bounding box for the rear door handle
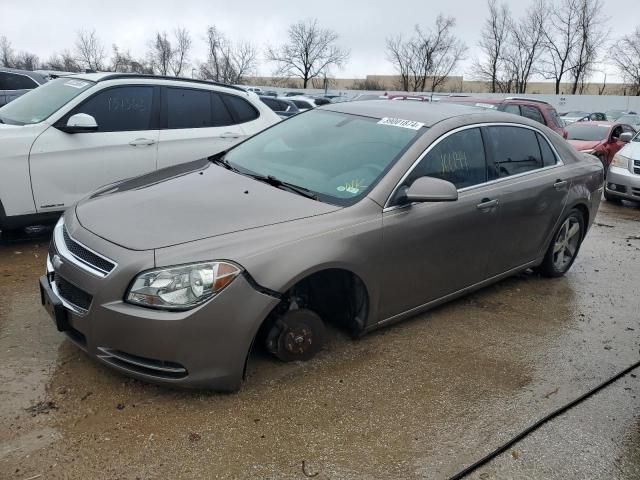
[476,198,499,210]
[554,179,568,190]
[129,138,156,147]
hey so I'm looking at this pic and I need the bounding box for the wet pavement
[0,200,638,480]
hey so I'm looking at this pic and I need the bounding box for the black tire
[266,309,326,362]
[539,209,585,278]
[603,188,623,204]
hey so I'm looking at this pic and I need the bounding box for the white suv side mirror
[60,113,98,133]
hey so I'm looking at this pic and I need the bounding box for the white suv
[0,73,280,231]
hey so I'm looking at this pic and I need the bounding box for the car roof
[65,72,246,92]
[321,100,504,127]
[0,67,47,84]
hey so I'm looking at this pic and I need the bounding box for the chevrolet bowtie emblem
[52,254,63,270]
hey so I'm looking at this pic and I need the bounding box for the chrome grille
[62,226,116,275]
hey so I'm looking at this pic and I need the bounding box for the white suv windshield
[0,77,95,125]
[224,110,425,206]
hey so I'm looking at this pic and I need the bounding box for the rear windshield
[0,77,94,125]
[566,124,609,141]
[224,110,426,206]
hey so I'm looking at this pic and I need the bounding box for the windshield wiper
[247,173,318,200]
[209,154,242,173]
[210,155,318,200]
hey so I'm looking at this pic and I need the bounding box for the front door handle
[554,179,568,190]
[220,132,240,139]
[476,198,499,210]
[129,138,156,147]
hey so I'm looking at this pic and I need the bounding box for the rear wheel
[539,209,585,278]
[265,309,326,362]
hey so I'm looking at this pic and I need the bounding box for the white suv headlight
[126,261,242,310]
[611,154,630,169]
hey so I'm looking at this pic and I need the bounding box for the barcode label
[377,117,424,130]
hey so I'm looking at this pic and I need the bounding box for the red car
[440,96,568,138]
[565,122,637,169]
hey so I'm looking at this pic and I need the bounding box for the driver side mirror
[619,132,633,143]
[401,176,458,204]
[58,113,98,133]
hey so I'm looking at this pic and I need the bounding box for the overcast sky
[2,0,638,81]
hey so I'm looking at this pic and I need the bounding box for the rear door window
[536,133,558,167]
[71,86,154,132]
[406,127,487,189]
[167,87,212,129]
[210,92,235,126]
[521,105,545,125]
[221,94,260,123]
[487,126,544,177]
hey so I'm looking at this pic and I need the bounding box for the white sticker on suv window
[64,80,89,89]
[377,117,424,130]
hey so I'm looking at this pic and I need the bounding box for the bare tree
[43,50,83,72]
[75,29,106,71]
[266,19,349,88]
[230,41,258,83]
[0,36,15,68]
[613,27,640,96]
[541,0,582,94]
[501,0,549,93]
[199,27,257,84]
[111,45,152,74]
[568,0,607,94]
[473,0,511,93]
[14,52,39,71]
[170,27,192,76]
[386,16,466,92]
[148,31,173,76]
[386,35,411,90]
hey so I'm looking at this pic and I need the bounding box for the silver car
[40,102,604,391]
[605,130,640,203]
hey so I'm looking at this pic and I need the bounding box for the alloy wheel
[552,217,581,271]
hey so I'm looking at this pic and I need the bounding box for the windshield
[224,109,425,206]
[617,114,640,125]
[566,124,609,142]
[0,77,94,125]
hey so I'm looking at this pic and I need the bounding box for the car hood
[620,141,640,159]
[75,160,341,250]
[568,140,600,151]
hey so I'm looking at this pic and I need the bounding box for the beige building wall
[245,74,634,96]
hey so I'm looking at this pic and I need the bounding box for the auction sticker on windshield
[377,117,425,130]
[64,80,90,89]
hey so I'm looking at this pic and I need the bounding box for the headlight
[126,261,242,310]
[611,154,630,169]
[580,149,596,155]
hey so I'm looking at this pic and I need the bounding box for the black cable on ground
[448,359,640,480]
